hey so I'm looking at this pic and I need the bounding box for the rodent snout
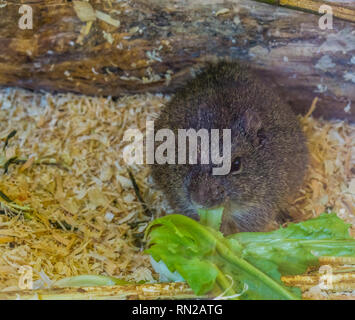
[188,176,226,209]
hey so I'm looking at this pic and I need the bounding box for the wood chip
[73,1,97,22]
[215,8,230,16]
[96,10,120,28]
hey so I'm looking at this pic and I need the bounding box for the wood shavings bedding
[0,88,354,295]
[0,88,166,290]
[293,113,355,235]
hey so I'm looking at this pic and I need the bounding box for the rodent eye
[231,157,242,174]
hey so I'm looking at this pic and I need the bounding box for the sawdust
[0,88,354,296]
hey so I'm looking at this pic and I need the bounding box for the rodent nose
[189,179,225,209]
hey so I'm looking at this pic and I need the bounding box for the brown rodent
[150,61,309,235]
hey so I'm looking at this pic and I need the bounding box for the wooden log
[0,0,354,120]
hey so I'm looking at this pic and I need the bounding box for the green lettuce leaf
[230,213,355,276]
[54,275,135,287]
[145,212,355,300]
[198,207,224,230]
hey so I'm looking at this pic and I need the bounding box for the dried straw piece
[319,256,355,266]
[282,273,355,291]
[96,10,120,28]
[304,97,318,119]
[76,21,93,45]
[282,255,355,297]
[0,282,197,300]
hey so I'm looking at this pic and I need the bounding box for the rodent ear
[240,109,262,134]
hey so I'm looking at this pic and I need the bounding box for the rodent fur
[151,61,309,234]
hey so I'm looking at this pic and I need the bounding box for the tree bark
[0,0,354,120]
